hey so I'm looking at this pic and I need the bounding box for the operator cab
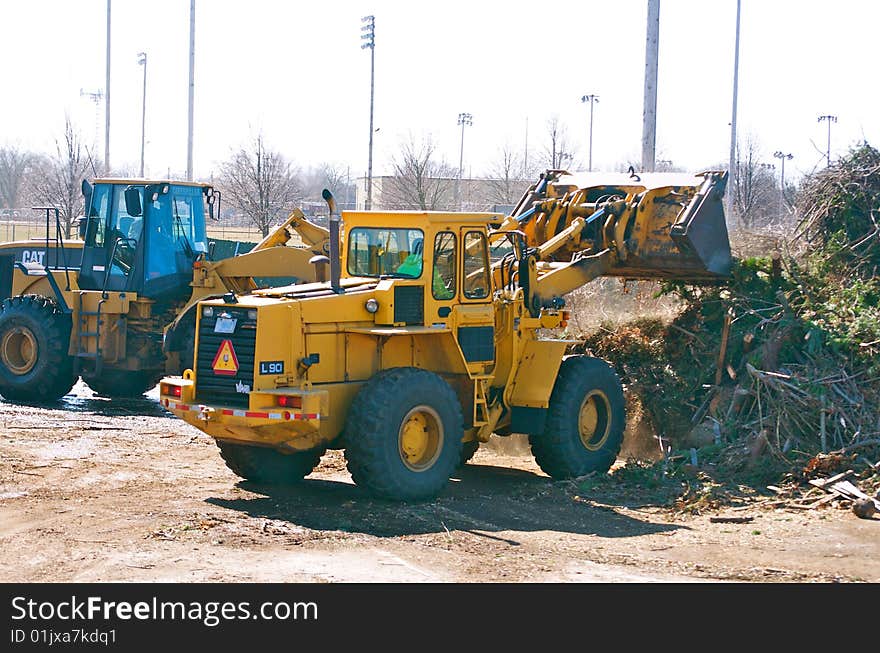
[79,179,214,304]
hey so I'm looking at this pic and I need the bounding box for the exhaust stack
[322,189,343,294]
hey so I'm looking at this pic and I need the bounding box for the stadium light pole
[79,88,104,160]
[137,52,147,177]
[580,94,599,172]
[361,15,375,210]
[104,0,111,174]
[817,114,837,167]
[457,112,473,211]
[773,151,793,216]
[186,0,195,181]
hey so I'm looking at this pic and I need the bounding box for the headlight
[248,309,258,321]
[365,298,379,313]
[202,306,214,318]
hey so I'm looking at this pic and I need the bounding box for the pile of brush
[578,143,880,478]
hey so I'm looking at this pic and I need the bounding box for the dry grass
[563,278,683,334]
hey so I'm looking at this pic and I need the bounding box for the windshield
[347,227,424,278]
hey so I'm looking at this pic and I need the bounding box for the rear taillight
[161,384,182,398]
[277,395,302,408]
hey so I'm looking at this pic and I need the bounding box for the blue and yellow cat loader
[0,178,328,402]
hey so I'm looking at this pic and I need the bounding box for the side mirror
[124,187,142,217]
[204,188,220,221]
[81,179,93,204]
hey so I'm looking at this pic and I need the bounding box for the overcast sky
[1,0,877,184]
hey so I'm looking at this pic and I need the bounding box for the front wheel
[344,367,464,501]
[529,355,625,479]
[0,295,76,402]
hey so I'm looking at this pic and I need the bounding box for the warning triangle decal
[212,339,240,376]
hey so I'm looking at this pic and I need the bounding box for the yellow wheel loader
[160,169,732,500]
[0,178,329,402]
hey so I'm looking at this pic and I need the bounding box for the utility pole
[728,0,742,224]
[457,112,473,211]
[523,116,529,178]
[817,114,837,167]
[104,0,111,174]
[361,15,375,210]
[187,0,195,181]
[580,94,599,172]
[138,52,147,177]
[773,151,793,216]
[641,0,660,173]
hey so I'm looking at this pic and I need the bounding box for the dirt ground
[1,381,878,583]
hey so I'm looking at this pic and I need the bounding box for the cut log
[709,516,754,524]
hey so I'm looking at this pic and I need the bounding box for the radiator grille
[393,285,424,325]
[195,307,256,408]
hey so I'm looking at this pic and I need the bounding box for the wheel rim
[578,390,611,451]
[1,326,38,375]
[398,405,444,472]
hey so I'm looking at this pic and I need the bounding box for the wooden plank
[807,470,854,489]
[714,310,732,386]
[787,495,837,510]
[831,481,880,510]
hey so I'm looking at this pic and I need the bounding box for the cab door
[78,184,145,293]
[452,229,495,368]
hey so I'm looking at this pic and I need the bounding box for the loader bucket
[669,171,732,276]
[612,171,732,282]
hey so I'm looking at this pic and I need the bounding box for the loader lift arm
[494,170,732,314]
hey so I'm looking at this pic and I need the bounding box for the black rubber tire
[344,367,464,501]
[85,370,163,398]
[216,441,324,484]
[459,440,480,466]
[0,295,76,402]
[179,329,195,375]
[529,355,625,479]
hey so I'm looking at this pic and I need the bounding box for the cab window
[463,231,490,299]
[347,227,424,278]
[432,231,456,300]
[84,184,111,247]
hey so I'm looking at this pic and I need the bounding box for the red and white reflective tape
[163,399,318,421]
[165,401,198,412]
[218,408,319,421]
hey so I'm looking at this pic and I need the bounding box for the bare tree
[542,116,575,170]
[732,136,777,228]
[484,144,531,206]
[301,163,355,209]
[219,135,302,237]
[0,145,34,209]
[34,118,90,237]
[382,135,456,210]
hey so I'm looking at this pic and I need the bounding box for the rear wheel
[85,370,163,398]
[459,440,480,466]
[529,355,625,479]
[0,295,76,402]
[344,367,463,501]
[217,441,324,484]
